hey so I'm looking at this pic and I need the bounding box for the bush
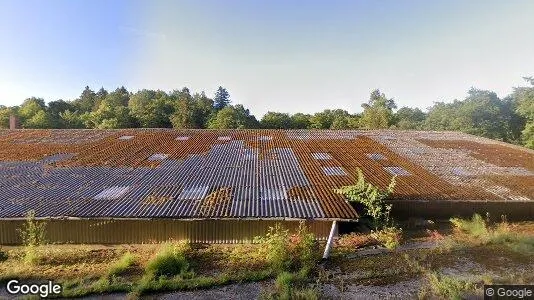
[450,214,489,241]
[291,222,319,274]
[17,210,47,264]
[449,214,534,255]
[424,272,476,300]
[254,224,291,272]
[372,227,402,250]
[18,210,47,247]
[0,248,7,262]
[336,233,378,250]
[145,241,191,278]
[335,168,396,229]
[275,271,295,299]
[107,252,136,277]
[254,221,318,273]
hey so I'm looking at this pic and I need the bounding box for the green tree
[48,99,75,128]
[290,113,311,129]
[73,86,97,113]
[330,116,349,129]
[129,90,173,128]
[360,90,396,129]
[512,77,534,148]
[260,112,292,129]
[18,97,51,128]
[25,110,52,129]
[94,87,108,110]
[424,88,521,142]
[310,109,350,129]
[0,106,17,128]
[192,92,215,128]
[213,86,231,111]
[88,88,134,128]
[207,105,259,129]
[394,107,426,129]
[59,110,85,128]
[170,98,198,128]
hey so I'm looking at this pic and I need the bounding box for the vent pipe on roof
[9,115,20,130]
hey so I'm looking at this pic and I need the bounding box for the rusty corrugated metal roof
[0,129,532,220]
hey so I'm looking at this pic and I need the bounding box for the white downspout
[322,220,338,259]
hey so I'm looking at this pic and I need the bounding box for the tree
[25,110,52,129]
[330,116,349,129]
[424,88,521,142]
[73,86,96,113]
[290,113,311,129]
[512,77,534,148]
[360,90,396,129]
[94,87,108,110]
[0,106,16,128]
[260,112,292,129]
[213,86,231,111]
[207,105,259,129]
[48,99,75,128]
[88,88,134,128]
[59,110,84,128]
[193,92,215,128]
[394,107,426,130]
[310,109,350,129]
[129,90,173,128]
[170,98,198,129]
[18,97,51,128]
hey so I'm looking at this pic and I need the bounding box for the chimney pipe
[9,115,20,130]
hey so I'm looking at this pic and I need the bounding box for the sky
[0,0,533,117]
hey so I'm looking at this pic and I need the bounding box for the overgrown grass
[449,214,534,255]
[420,272,477,300]
[3,222,322,298]
[107,252,136,278]
[145,242,191,278]
[260,271,319,300]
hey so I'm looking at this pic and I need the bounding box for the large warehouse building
[0,129,532,244]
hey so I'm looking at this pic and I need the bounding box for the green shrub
[425,272,476,300]
[0,248,7,262]
[372,227,403,250]
[17,210,47,264]
[145,242,191,278]
[292,221,319,274]
[254,222,318,273]
[335,168,396,228]
[275,271,295,299]
[450,214,489,241]
[18,210,47,247]
[107,252,136,277]
[449,214,534,255]
[254,224,292,272]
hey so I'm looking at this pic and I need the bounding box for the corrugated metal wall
[0,219,334,245]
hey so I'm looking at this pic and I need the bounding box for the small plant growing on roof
[335,168,396,229]
[335,168,401,250]
[17,210,47,264]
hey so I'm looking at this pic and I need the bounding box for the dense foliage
[1,78,533,148]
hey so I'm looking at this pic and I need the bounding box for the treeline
[0,78,532,149]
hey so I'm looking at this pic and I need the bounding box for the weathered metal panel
[0,219,333,245]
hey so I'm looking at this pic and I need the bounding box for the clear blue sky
[1,0,533,116]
